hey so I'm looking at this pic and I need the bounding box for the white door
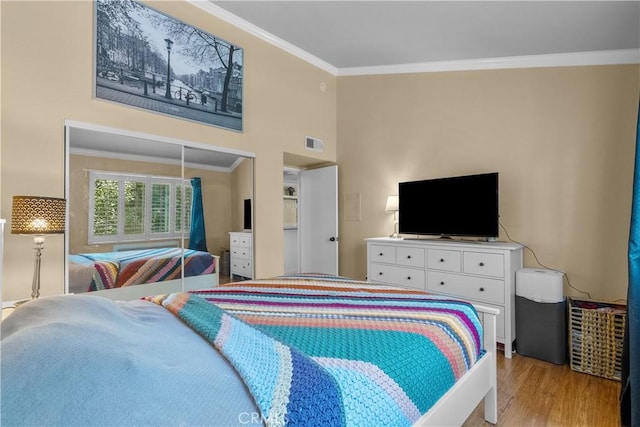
[299,165,338,275]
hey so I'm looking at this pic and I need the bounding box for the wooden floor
[463,351,621,426]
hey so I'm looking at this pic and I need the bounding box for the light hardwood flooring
[219,273,254,285]
[463,351,621,426]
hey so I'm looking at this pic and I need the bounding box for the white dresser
[229,232,253,280]
[366,237,523,357]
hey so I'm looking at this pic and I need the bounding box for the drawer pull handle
[439,281,445,285]
[406,276,411,280]
[379,253,384,256]
[439,258,444,262]
[479,262,485,267]
[378,272,383,276]
[407,255,412,259]
[479,287,485,292]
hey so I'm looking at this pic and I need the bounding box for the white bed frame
[415,304,499,426]
[81,255,220,301]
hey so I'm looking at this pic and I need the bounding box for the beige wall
[337,65,640,301]
[68,154,234,256]
[1,1,337,301]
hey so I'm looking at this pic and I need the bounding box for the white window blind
[124,180,146,236]
[89,171,193,244]
[151,182,171,234]
[176,184,193,233]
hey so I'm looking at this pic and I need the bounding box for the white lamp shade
[385,195,399,212]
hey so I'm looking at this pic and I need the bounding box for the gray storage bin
[515,268,567,364]
[220,248,230,276]
[516,296,567,364]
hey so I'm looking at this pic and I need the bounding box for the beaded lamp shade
[11,196,66,235]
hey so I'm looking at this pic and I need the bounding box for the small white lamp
[11,196,66,300]
[385,195,400,239]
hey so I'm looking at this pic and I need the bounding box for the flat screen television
[398,172,499,239]
[243,199,252,231]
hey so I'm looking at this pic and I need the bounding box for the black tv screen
[243,199,251,230]
[398,172,499,238]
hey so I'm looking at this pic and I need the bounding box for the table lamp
[385,195,400,238]
[11,196,66,299]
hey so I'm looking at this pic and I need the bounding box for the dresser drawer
[369,263,426,290]
[427,271,504,304]
[370,245,395,264]
[231,234,251,247]
[427,249,461,272]
[231,246,251,260]
[231,259,252,276]
[463,252,504,278]
[396,247,425,268]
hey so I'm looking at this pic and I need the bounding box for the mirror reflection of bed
[65,122,254,300]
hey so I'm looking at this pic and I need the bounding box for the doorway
[283,165,338,276]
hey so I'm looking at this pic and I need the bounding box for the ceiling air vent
[305,136,323,152]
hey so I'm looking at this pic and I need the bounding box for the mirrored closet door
[65,121,254,300]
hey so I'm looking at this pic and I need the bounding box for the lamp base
[389,220,400,239]
[31,237,44,300]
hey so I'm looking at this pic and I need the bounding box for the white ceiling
[210,1,640,74]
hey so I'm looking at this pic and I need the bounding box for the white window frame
[88,171,192,244]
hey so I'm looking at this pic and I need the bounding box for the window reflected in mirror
[66,124,254,300]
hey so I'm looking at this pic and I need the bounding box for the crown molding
[193,1,639,77]
[338,49,640,76]
[189,0,338,75]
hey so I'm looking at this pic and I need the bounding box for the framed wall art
[95,0,243,131]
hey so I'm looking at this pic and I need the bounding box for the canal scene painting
[95,0,243,131]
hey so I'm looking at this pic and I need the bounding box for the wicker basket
[569,298,626,381]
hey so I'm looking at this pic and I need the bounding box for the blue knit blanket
[147,276,482,426]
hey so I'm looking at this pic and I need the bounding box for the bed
[68,247,219,300]
[1,274,497,426]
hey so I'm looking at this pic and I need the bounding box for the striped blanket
[74,248,215,292]
[147,275,482,427]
